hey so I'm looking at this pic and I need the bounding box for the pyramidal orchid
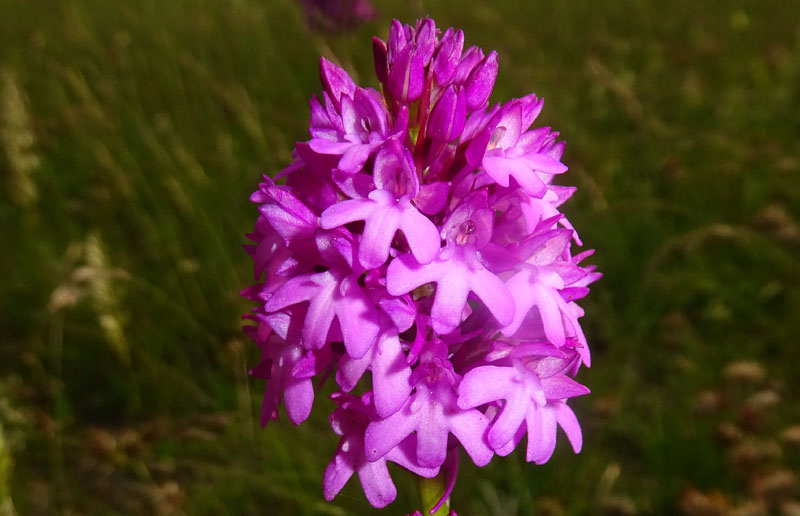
[243,18,599,513]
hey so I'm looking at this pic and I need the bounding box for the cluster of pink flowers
[243,18,599,511]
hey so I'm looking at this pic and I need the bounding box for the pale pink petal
[447,408,493,466]
[358,460,397,508]
[555,402,583,453]
[336,351,371,392]
[541,375,590,399]
[284,377,314,425]
[481,155,511,186]
[504,158,547,197]
[526,405,558,464]
[469,267,515,327]
[502,268,536,337]
[457,365,515,409]
[339,144,371,173]
[415,181,450,215]
[303,280,337,349]
[487,392,527,449]
[263,275,318,312]
[359,205,401,269]
[260,205,315,240]
[335,279,380,359]
[416,401,449,467]
[534,285,565,347]
[399,207,441,265]
[431,272,471,334]
[521,152,568,174]
[320,198,375,229]
[385,437,440,478]
[494,103,522,149]
[323,445,356,501]
[372,329,412,418]
[365,404,419,462]
[494,423,525,457]
[309,138,352,155]
[386,254,445,296]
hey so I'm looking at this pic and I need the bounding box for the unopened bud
[433,28,464,86]
[427,85,466,142]
[464,51,498,111]
[372,37,389,84]
[388,44,424,102]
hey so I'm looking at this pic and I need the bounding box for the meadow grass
[1,0,798,514]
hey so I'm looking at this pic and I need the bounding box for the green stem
[419,473,450,516]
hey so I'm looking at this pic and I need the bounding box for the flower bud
[427,85,466,142]
[388,44,424,102]
[432,28,464,86]
[387,19,408,62]
[372,37,389,84]
[453,46,484,85]
[463,50,498,111]
[414,18,437,66]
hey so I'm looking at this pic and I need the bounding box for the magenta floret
[243,18,599,511]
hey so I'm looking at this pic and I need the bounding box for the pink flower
[243,18,599,511]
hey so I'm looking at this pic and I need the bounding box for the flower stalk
[419,474,449,516]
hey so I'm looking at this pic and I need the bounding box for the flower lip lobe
[244,16,597,511]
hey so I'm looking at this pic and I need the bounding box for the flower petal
[457,365,514,409]
[336,351,371,392]
[555,402,583,453]
[447,408,493,466]
[339,144,372,173]
[359,205,401,269]
[469,267,515,327]
[416,400,449,467]
[320,198,375,229]
[358,459,397,508]
[487,392,527,450]
[323,441,356,501]
[372,329,412,418]
[303,279,337,349]
[365,402,419,462]
[431,272,470,334]
[386,253,444,296]
[284,377,314,425]
[335,279,380,359]
[399,206,441,265]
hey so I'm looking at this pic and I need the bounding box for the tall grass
[0,0,798,514]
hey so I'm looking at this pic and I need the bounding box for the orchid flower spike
[243,17,599,511]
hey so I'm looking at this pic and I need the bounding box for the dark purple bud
[415,18,437,66]
[432,28,464,86]
[388,44,424,102]
[319,57,356,109]
[453,46,484,85]
[463,50,498,111]
[427,85,466,142]
[372,37,389,84]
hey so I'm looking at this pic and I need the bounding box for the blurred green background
[1,0,798,514]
